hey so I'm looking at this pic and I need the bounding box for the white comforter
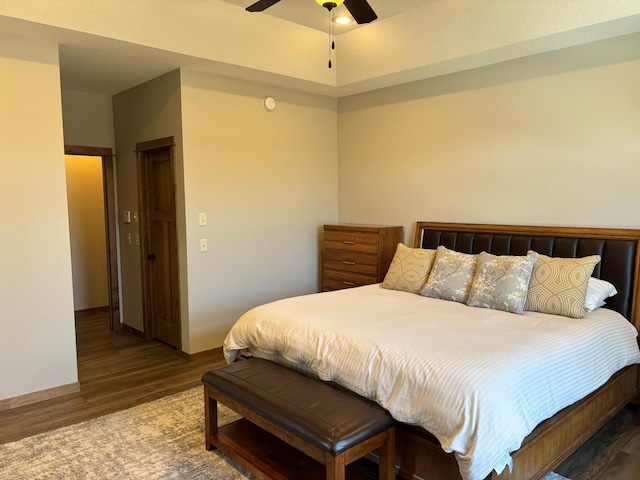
[223,284,640,480]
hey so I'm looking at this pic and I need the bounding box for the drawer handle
[342,261,356,265]
[342,281,356,286]
[342,240,356,245]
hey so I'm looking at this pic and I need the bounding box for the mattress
[223,284,640,480]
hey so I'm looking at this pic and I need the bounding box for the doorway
[64,145,120,331]
[136,137,181,350]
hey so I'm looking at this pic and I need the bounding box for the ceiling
[219,0,428,34]
[1,1,639,98]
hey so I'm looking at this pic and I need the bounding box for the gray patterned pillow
[466,251,539,314]
[420,246,477,303]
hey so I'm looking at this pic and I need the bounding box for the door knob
[147,253,156,260]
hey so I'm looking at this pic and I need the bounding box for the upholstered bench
[202,358,396,480]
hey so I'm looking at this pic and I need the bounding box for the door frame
[64,145,121,331]
[136,136,181,349]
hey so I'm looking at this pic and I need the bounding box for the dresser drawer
[324,250,378,276]
[324,231,378,254]
[322,224,403,292]
[323,270,377,291]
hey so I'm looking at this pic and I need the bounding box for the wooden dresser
[323,224,403,291]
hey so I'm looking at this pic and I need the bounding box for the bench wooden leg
[326,453,346,480]
[204,386,218,451]
[378,427,396,480]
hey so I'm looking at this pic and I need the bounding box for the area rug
[0,388,250,480]
[0,387,570,479]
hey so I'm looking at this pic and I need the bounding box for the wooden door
[137,137,181,349]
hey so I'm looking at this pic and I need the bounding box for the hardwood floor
[0,307,639,480]
[0,307,226,445]
[555,403,640,480]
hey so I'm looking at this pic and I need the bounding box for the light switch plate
[200,239,208,252]
[199,212,207,226]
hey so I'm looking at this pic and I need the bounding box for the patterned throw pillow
[420,246,477,303]
[524,254,601,319]
[466,251,539,314]
[381,243,437,294]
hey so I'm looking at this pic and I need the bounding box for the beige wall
[180,70,338,353]
[337,33,640,243]
[5,28,638,403]
[61,90,115,149]
[65,155,109,310]
[112,70,183,333]
[0,35,77,400]
[111,69,338,353]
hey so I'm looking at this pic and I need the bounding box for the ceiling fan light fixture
[333,15,352,25]
[315,0,344,8]
[246,0,377,69]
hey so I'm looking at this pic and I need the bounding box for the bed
[223,222,640,480]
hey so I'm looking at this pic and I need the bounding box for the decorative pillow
[420,246,477,303]
[584,277,617,313]
[466,251,539,314]
[524,254,601,319]
[381,243,437,294]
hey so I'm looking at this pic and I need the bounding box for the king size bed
[223,222,640,480]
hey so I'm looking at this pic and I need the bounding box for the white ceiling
[1,1,639,98]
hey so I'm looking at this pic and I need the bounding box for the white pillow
[584,277,617,313]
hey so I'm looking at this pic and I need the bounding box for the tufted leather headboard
[414,222,640,329]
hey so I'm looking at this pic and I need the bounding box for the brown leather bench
[202,358,396,480]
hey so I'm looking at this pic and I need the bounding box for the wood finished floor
[555,402,640,480]
[0,307,226,445]
[0,307,639,480]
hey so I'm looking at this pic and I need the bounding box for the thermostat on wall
[263,96,276,112]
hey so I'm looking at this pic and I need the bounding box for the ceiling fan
[245,0,378,25]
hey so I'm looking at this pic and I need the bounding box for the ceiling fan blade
[343,0,378,24]
[246,0,282,12]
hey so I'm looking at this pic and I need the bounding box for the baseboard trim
[181,346,224,362]
[0,382,81,411]
[122,323,145,339]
